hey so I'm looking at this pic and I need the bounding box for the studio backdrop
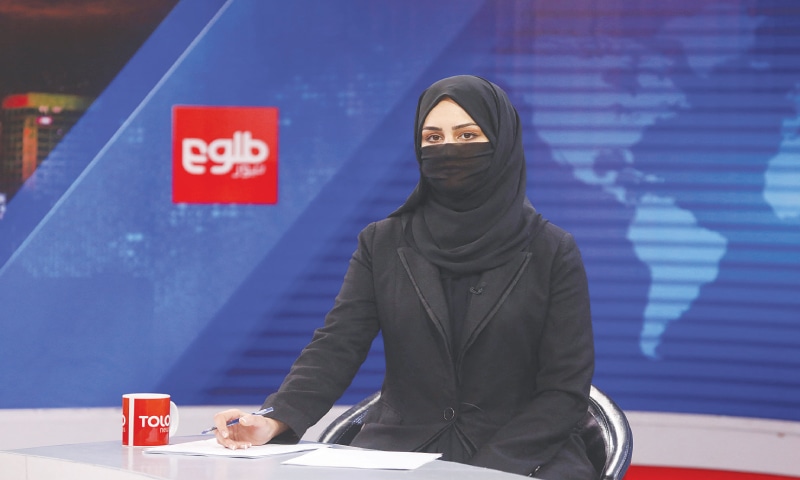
[0,0,798,423]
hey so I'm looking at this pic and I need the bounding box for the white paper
[281,447,442,470]
[143,438,329,458]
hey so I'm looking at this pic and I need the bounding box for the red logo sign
[172,106,279,204]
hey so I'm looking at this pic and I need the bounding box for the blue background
[1,0,799,423]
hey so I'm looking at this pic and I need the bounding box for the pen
[201,407,274,435]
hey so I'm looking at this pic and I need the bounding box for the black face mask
[420,142,494,201]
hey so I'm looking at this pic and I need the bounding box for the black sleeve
[261,223,382,441]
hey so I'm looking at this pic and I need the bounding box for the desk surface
[1,437,527,480]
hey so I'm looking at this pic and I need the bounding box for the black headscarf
[390,75,539,274]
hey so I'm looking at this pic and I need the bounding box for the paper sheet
[281,447,442,470]
[143,438,329,458]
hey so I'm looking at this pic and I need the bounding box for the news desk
[1,437,527,480]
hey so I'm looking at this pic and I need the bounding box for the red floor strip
[625,466,800,480]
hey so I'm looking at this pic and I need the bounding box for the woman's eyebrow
[421,123,480,131]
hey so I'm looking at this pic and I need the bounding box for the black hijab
[390,75,539,274]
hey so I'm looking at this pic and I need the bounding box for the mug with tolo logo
[122,393,179,446]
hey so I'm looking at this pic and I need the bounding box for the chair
[582,385,634,480]
[318,385,633,480]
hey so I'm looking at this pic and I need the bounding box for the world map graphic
[494,4,800,359]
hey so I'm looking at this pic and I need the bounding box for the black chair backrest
[318,391,379,445]
[584,385,634,480]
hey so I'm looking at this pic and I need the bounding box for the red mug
[122,393,179,446]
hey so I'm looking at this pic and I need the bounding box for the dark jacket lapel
[397,247,451,350]
[458,252,532,361]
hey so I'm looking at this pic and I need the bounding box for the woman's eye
[425,134,442,143]
[461,132,480,140]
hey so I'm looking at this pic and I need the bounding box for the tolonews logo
[172,105,279,204]
[182,131,269,178]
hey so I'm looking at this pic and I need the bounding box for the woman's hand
[212,409,289,450]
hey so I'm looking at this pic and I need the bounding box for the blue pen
[201,407,274,435]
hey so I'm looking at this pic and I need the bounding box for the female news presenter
[212,75,596,479]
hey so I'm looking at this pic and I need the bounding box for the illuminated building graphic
[0,92,93,201]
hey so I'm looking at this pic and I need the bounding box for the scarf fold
[391,75,539,274]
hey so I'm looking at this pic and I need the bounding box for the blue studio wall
[1,0,799,422]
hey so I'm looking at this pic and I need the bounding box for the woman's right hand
[212,408,289,450]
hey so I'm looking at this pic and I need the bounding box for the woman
[213,75,597,479]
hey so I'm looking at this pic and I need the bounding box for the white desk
[1,437,527,480]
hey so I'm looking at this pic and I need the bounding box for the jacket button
[443,407,455,421]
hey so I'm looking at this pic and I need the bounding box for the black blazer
[264,212,595,477]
